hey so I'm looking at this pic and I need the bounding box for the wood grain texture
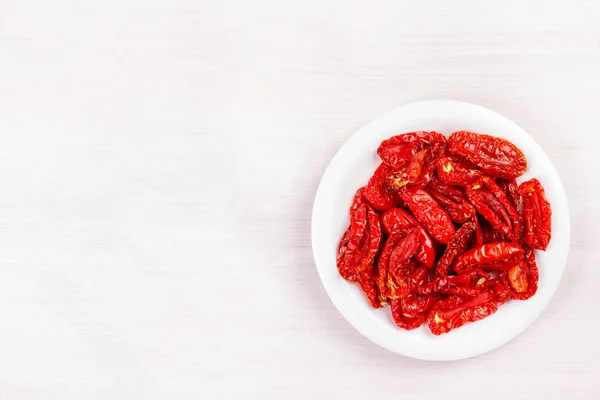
[0,0,598,398]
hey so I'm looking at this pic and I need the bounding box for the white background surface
[0,1,598,399]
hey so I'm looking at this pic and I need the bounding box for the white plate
[311,100,570,361]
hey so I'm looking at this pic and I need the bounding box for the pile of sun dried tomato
[337,131,552,335]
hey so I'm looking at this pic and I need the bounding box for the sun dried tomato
[401,292,439,319]
[435,155,482,186]
[477,256,524,272]
[473,217,483,247]
[435,221,476,277]
[364,207,383,265]
[427,280,507,335]
[336,229,351,277]
[389,232,419,274]
[354,206,383,275]
[479,218,509,244]
[336,194,367,280]
[337,192,383,307]
[391,260,420,294]
[336,189,382,281]
[378,131,446,168]
[425,186,475,224]
[428,269,489,297]
[381,207,416,236]
[394,263,439,330]
[448,131,527,179]
[498,178,521,211]
[356,270,383,308]
[428,175,468,200]
[519,178,552,251]
[408,264,433,291]
[481,177,522,241]
[390,298,426,330]
[387,149,428,189]
[399,187,455,244]
[376,229,420,303]
[387,145,447,192]
[501,246,539,300]
[364,163,397,211]
[452,242,524,273]
[466,184,515,241]
[498,178,524,243]
[380,208,436,267]
[348,187,366,216]
[376,235,402,303]
[377,139,418,169]
[388,232,420,298]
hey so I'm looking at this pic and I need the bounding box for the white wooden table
[0,1,598,398]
